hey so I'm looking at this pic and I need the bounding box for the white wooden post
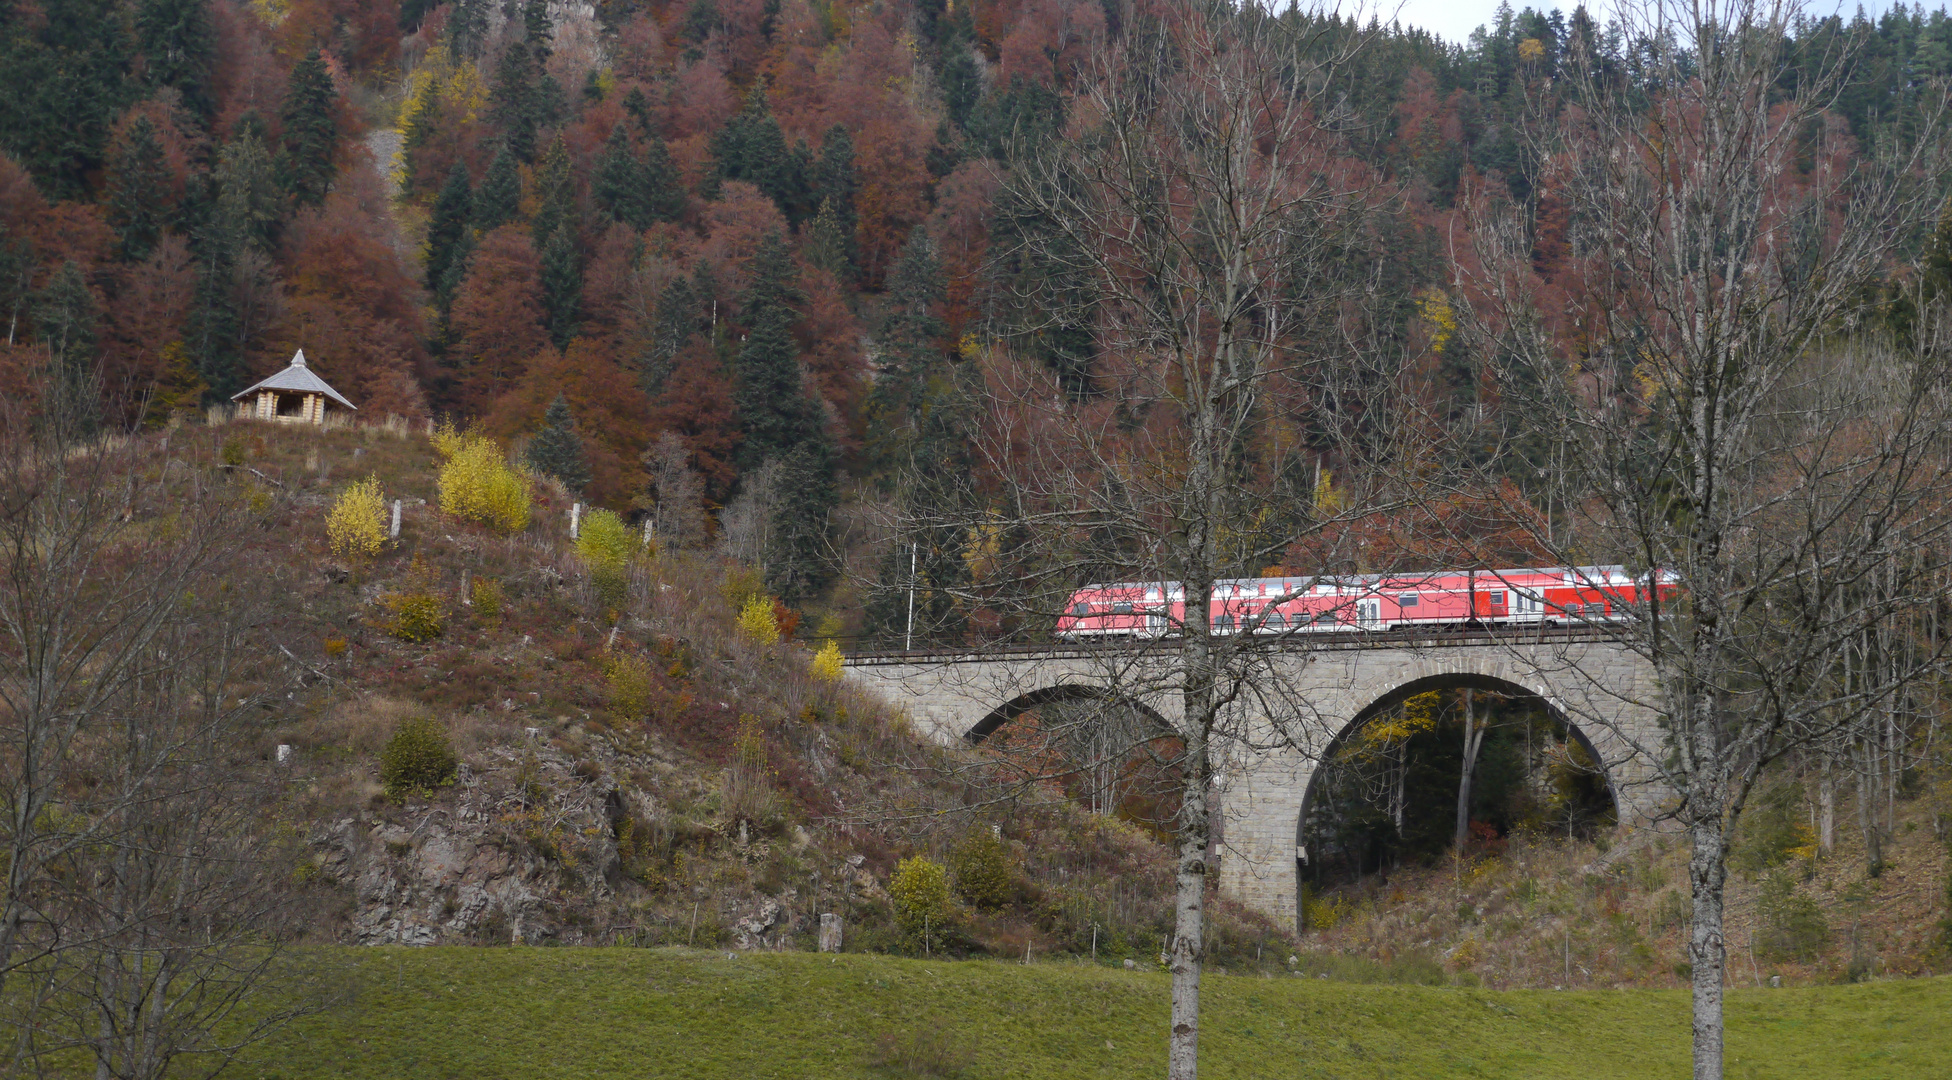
[570,502,581,539]
[390,499,402,540]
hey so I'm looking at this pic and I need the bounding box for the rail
[838,622,1635,665]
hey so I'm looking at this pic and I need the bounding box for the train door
[1144,588,1165,637]
[1356,598,1382,630]
[1512,589,1542,619]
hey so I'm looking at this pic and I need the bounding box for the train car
[1055,566,1674,640]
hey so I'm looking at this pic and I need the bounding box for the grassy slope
[247,949,1940,1079]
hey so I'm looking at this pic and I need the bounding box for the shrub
[577,508,634,609]
[471,577,503,620]
[948,828,1013,910]
[382,555,445,642]
[606,654,655,721]
[1732,783,1813,874]
[722,715,777,828]
[809,639,844,683]
[868,1026,974,1079]
[379,716,457,800]
[326,474,387,560]
[430,417,469,460]
[719,565,766,610]
[737,595,780,645]
[889,856,952,945]
[1755,870,1828,961]
[439,433,532,533]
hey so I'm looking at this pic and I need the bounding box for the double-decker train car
[1054,566,1675,640]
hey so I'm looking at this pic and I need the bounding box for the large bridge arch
[1293,670,1620,865]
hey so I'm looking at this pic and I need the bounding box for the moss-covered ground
[243,948,1944,1079]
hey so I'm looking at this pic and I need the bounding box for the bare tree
[873,7,1429,1076]
[638,432,707,550]
[0,418,321,1076]
[1455,2,1952,1075]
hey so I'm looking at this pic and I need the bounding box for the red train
[1055,565,1675,640]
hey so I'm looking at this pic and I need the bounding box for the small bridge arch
[965,683,1171,744]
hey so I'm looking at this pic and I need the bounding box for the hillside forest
[7,0,1952,615]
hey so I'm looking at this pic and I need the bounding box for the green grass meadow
[242,949,1943,1079]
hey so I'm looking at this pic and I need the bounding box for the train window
[1585,602,1606,616]
[1212,614,1234,630]
[1112,602,1133,615]
[1397,594,1419,606]
[1071,603,1090,616]
[1265,613,1286,629]
[1490,591,1507,606]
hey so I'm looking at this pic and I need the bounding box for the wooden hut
[231,349,357,424]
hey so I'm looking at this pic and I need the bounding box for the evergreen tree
[278,49,338,208]
[186,235,240,400]
[642,274,699,394]
[879,226,947,392]
[526,394,590,491]
[940,40,981,131]
[530,137,577,245]
[0,0,134,199]
[473,144,522,232]
[680,0,717,47]
[135,0,215,117]
[447,0,488,56]
[802,198,848,278]
[107,115,170,262]
[733,233,825,469]
[0,230,33,349]
[215,128,281,251]
[488,40,559,160]
[593,124,650,229]
[539,227,582,348]
[622,85,654,132]
[34,261,100,435]
[426,162,473,295]
[522,0,554,59]
[811,125,858,272]
[764,442,837,603]
[708,87,804,215]
[642,132,686,222]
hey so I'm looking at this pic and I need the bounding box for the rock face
[313,746,620,946]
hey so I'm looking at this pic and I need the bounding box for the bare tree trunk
[1167,719,1209,1080]
[1455,689,1485,852]
[1688,817,1729,1078]
[1818,758,1835,854]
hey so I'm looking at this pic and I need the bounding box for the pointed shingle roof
[230,350,358,410]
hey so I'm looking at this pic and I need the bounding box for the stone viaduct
[843,630,1674,931]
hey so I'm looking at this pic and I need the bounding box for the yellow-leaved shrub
[326,474,387,559]
[577,509,634,609]
[810,639,844,683]
[438,432,531,533]
[737,595,780,645]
